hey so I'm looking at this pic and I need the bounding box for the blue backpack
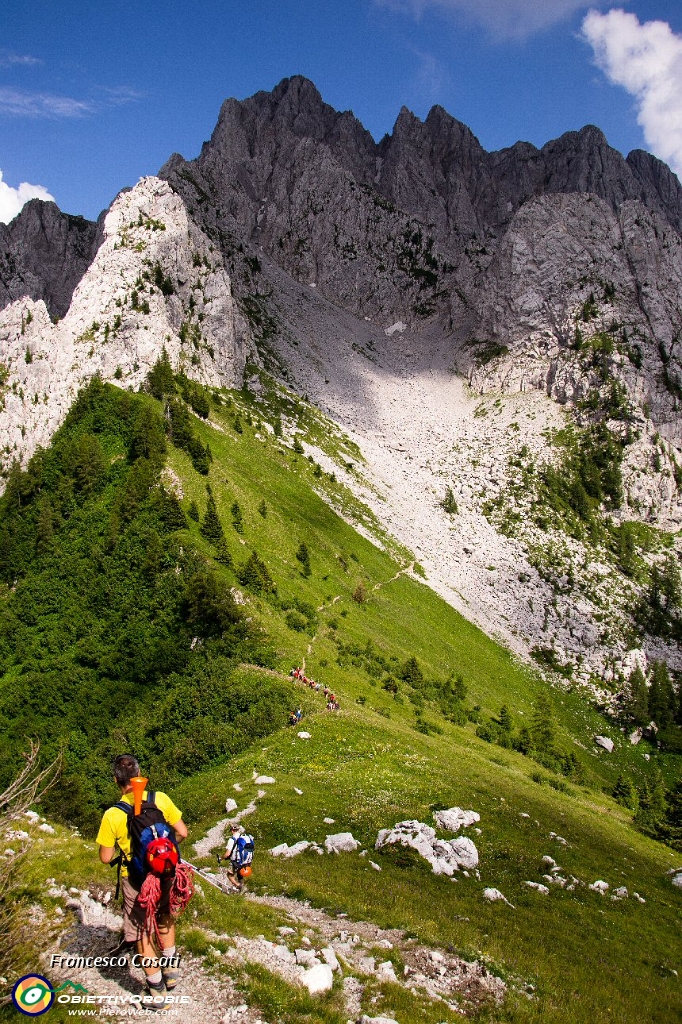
[233,834,255,867]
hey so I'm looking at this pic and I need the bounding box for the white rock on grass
[24,811,40,824]
[295,949,320,967]
[270,841,322,858]
[375,820,478,875]
[325,832,359,854]
[669,871,682,889]
[360,1017,400,1024]
[301,963,334,995]
[482,888,515,908]
[594,736,614,753]
[323,817,336,824]
[450,836,479,869]
[524,881,550,894]
[254,776,276,784]
[321,947,340,971]
[225,798,238,813]
[38,823,55,834]
[66,891,123,931]
[433,807,480,832]
[369,861,382,872]
[612,887,629,900]
[294,788,303,795]
[376,961,398,982]
[589,880,609,893]
[297,731,311,739]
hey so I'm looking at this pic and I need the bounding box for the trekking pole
[182,858,236,895]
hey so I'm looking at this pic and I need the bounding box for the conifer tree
[635,772,667,837]
[531,693,555,752]
[625,666,649,727]
[649,661,675,730]
[188,500,200,522]
[231,501,244,533]
[499,705,513,733]
[295,542,311,577]
[661,777,682,850]
[258,499,267,518]
[238,551,274,594]
[612,773,638,810]
[200,487,225,545]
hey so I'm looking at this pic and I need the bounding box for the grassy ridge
[1,375,681,1022]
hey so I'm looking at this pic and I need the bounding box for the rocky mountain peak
[0,198,99,320]
[0,176,248,476]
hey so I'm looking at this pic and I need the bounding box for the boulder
[270,841,310,858]
[594,736,614,753]
[376,961,398,982]
[433,807,480,832]
[295,948,320,967]
[297,731,311,739]
[325,832,359,854]
[225,798,238,813]
[670,872,682,889]
[589,880,609,893]
[375,820,478,875]
[523,881,550,894]
[254,775,276,784]
[449,836,479,869]
[301,963,334,995]
[482,887,514,908]
[321,947,340,971]
[629,728,642,746]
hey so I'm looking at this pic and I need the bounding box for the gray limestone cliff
[0,200,99,320]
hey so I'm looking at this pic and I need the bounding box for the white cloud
[0,170,54,224]
[0,87,93,118]
[582,8,682,177]
[0,52,41,68]
[377,0,592,39]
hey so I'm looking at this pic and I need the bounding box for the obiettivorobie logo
[11,976,87,1016]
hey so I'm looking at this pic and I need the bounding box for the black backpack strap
[148,790,156,806]
[114,801,133,816]
[109,852,130,900]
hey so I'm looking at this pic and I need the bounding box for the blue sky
[0,0,681,221]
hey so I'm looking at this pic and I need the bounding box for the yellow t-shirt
[96,790,182,878]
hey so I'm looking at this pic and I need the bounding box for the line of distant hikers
[289,667,340,711]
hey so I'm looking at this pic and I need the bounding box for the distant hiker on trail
[296,707,303,722]
[221,822,255,892]
[96,754,192,1001]
[288,710,298,726]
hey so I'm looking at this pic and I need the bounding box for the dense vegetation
[0,377,290,832]
[1,366,681,1024]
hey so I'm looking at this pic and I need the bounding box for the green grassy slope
[2,374,681,1023]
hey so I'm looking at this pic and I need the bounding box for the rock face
[0,176,249,476]
[0,200,99,319]
[5,77,682,681]
[162,76,682,338]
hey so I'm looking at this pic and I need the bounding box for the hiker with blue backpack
[96,755,193,1003]
[221,822,255,891]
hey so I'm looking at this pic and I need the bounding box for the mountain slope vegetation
[1,371,680,1023]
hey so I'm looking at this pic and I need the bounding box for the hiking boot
[161,966,180,990]
[143,977,168,1010]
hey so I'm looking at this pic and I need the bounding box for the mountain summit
[2,76,682,684]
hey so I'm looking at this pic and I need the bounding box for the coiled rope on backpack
[137,863,195,944]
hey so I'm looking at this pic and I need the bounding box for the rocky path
[45,878,505,1024]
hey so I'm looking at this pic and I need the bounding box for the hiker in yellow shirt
[96,754,188,1000]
